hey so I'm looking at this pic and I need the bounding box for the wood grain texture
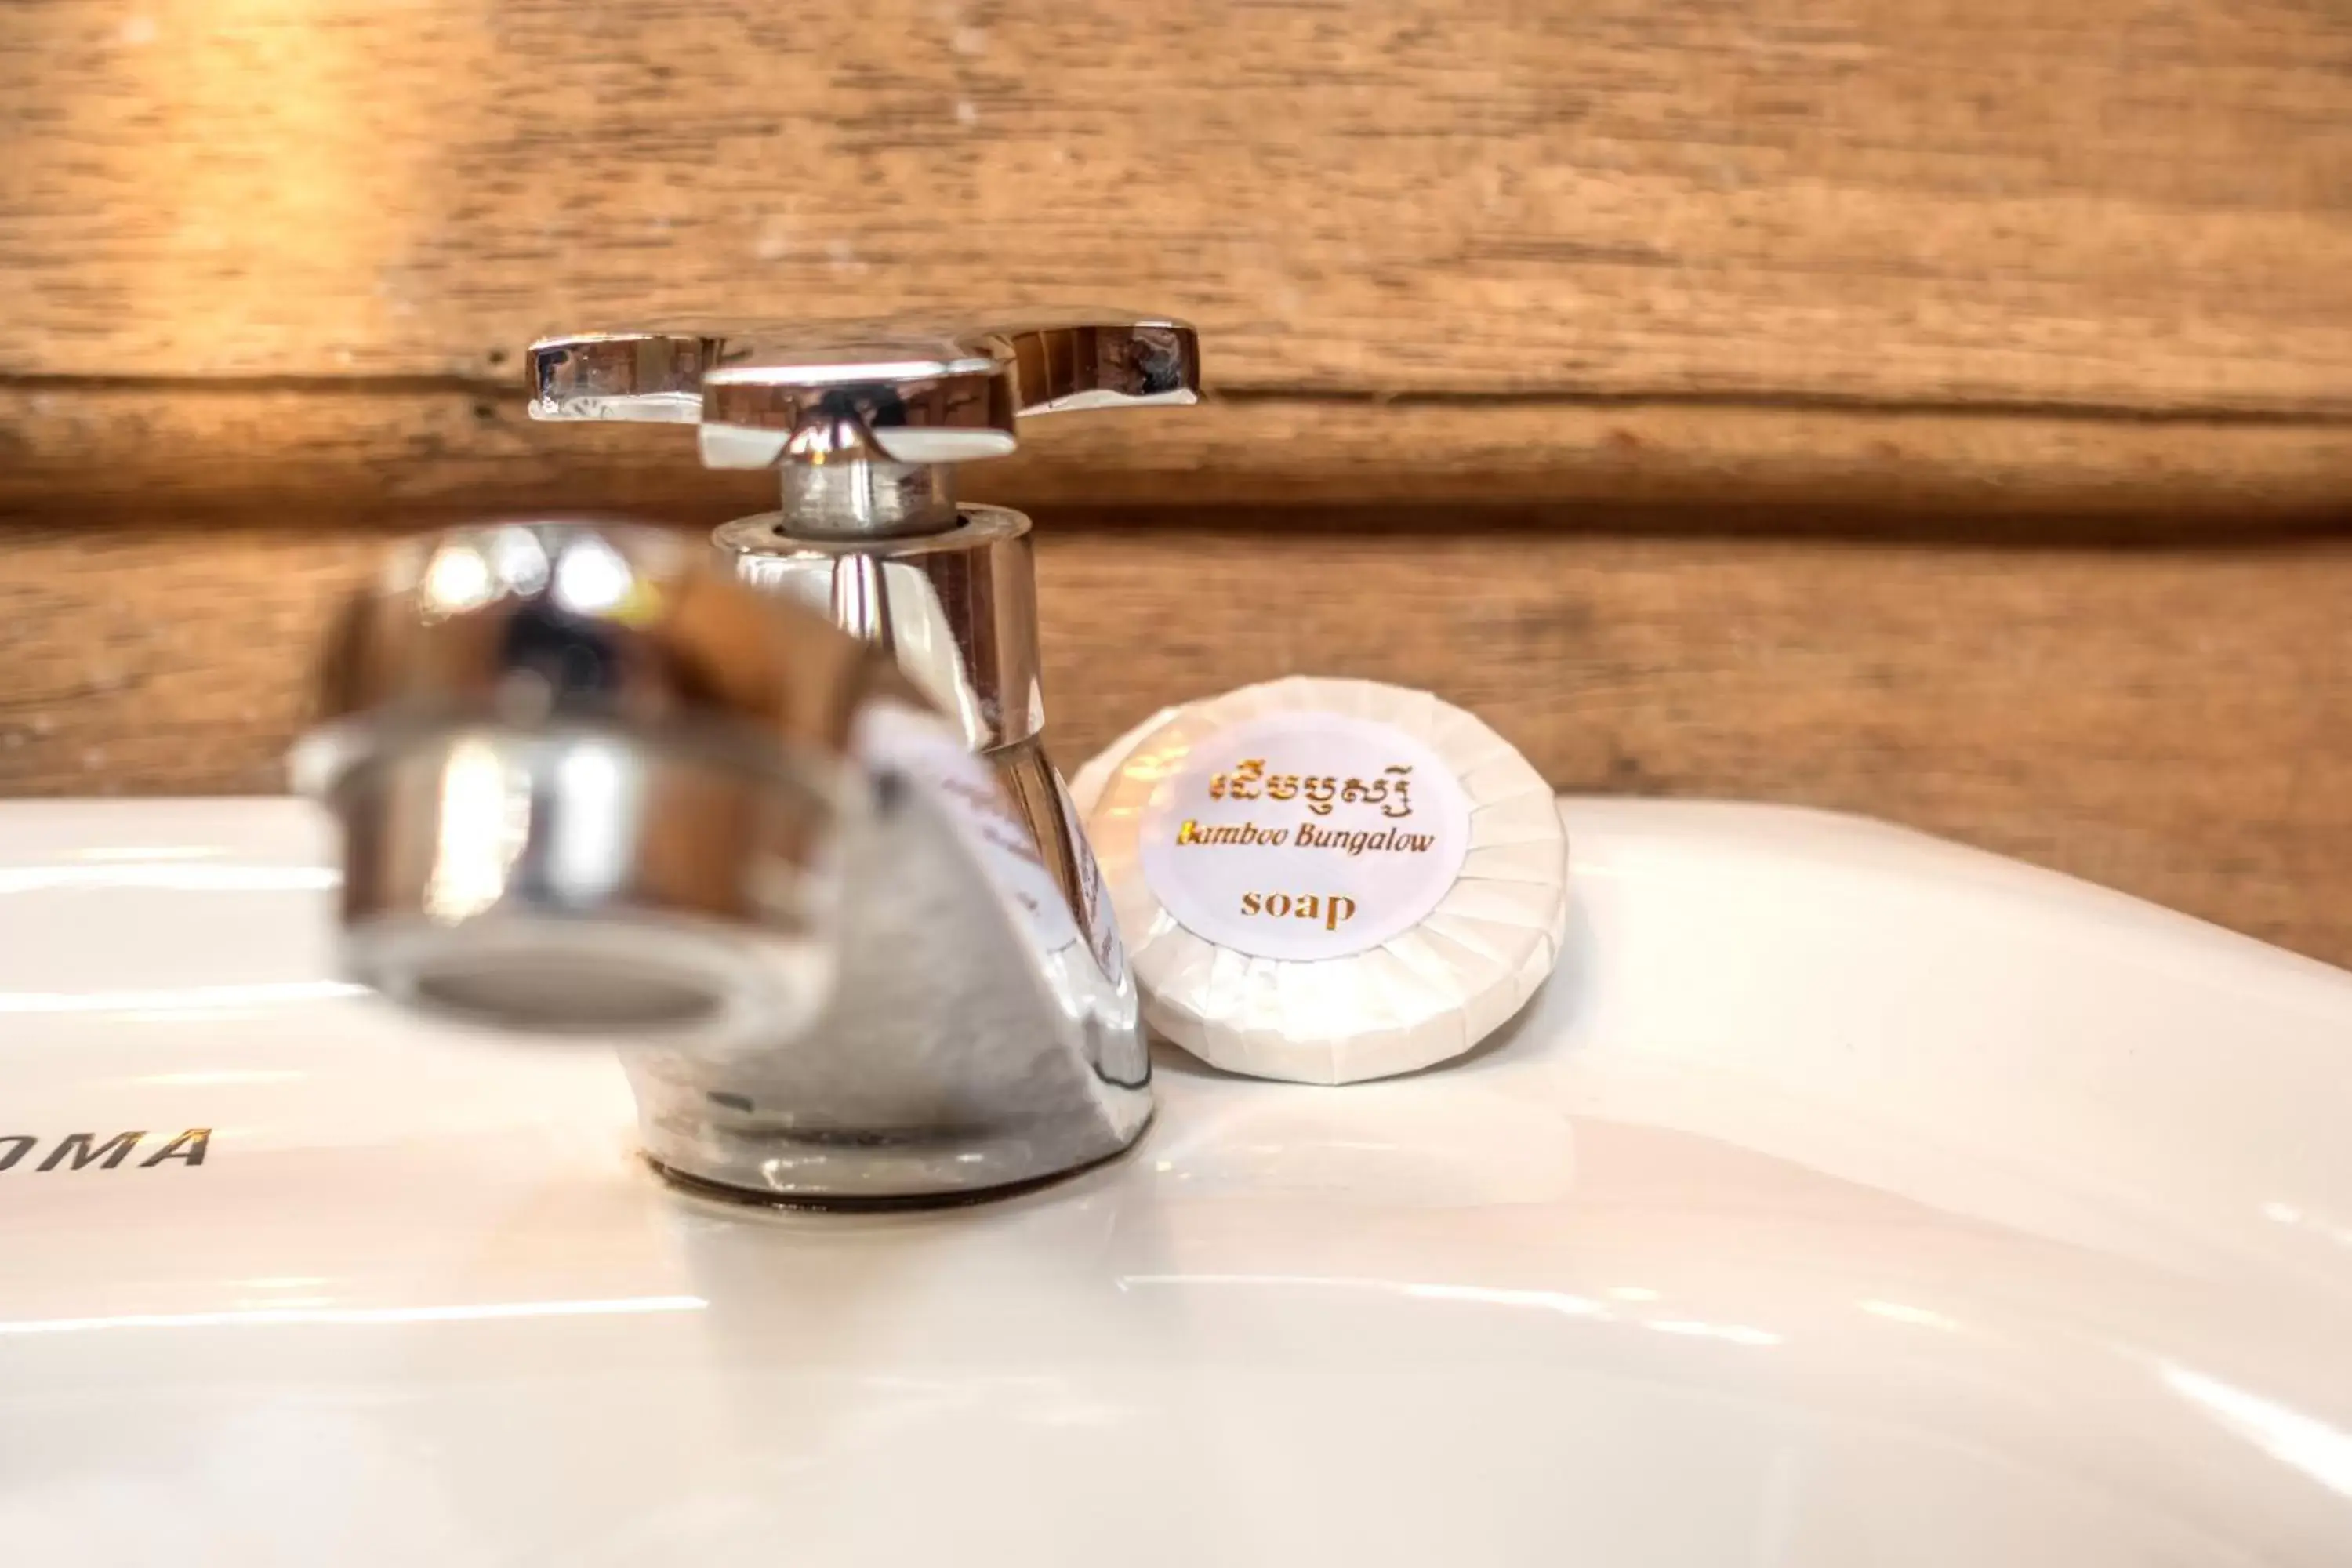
[2,4,2348,965]
[2,0,2349,510]
[4,386,2349,521]
[4,515,2348,964]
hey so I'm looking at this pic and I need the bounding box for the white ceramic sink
[3,797,2350,1566]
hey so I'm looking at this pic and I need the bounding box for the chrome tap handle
[526,314,1200,470]
[967,314,1202,417]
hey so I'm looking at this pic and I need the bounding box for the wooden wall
[2,2,2349,960]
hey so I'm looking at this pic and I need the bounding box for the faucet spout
[294,521,1150,1206]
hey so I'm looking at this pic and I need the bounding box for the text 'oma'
[0,1130,212,1172]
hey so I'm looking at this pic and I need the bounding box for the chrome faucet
[293,315,1200,1206]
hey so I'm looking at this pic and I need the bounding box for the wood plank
[2,0,2347,419]
[4,514,2348,966]
[3,386,2347,521]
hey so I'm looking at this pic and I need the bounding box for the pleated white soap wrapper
[1075,677,1569,1085]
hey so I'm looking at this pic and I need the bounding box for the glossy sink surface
[4,797,2351,1566]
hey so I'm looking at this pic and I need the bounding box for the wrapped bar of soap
[1076,677,1569,1084]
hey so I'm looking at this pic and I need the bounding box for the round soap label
[1137,712,1472,961]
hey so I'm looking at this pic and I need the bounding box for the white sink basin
[3,797,2350,1565]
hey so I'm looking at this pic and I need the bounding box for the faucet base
[604,728,1152,1204]
[640,1112,1152,1212]
[619,1038,1153,1205]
